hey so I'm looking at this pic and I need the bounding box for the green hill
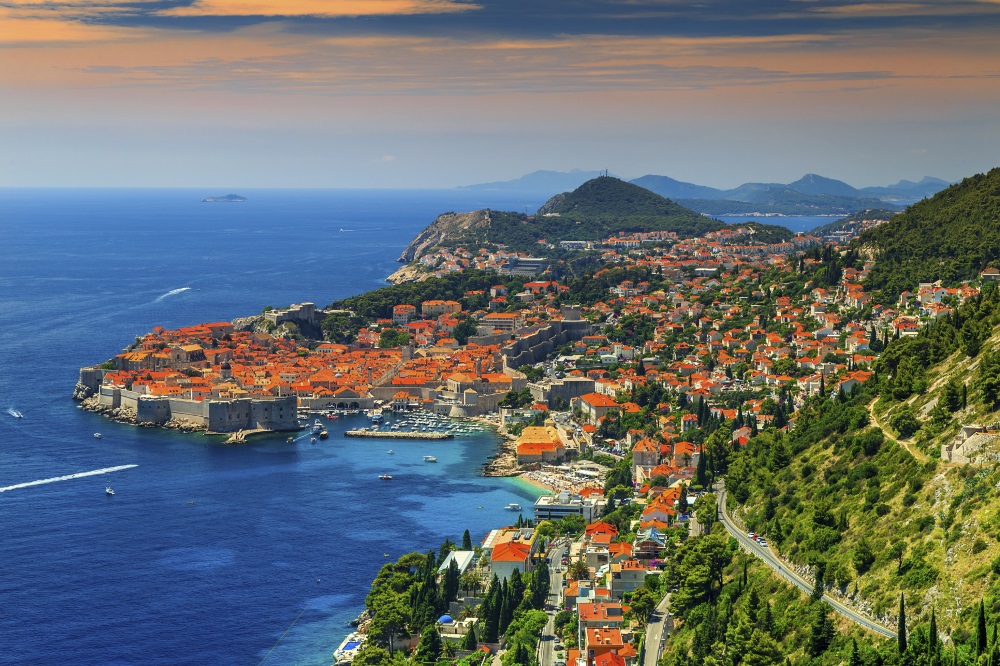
[861,167,1000,301]
[536,176,726,237]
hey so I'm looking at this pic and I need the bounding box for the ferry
[504,503,522,511]
[423,455,437,463]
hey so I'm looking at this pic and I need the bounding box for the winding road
[716,484,895,639]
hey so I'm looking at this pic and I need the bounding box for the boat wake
[0,464,138,493]
[154,286,191,303]
[7,408,23,419]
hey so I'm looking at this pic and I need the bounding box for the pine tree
[898,594,907,655]
[811,562,825,601]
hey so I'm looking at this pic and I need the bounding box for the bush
[973,539,989,555]
[902,493,917,507]
[876,504,891,516]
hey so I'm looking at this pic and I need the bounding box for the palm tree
[568,560,590,580]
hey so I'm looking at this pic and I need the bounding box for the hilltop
[861,166,1000,301]
[396,176,723,263]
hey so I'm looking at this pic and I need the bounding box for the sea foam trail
[154,286,191,302]
[0,464,138,493]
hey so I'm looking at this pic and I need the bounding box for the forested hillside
[861,167,1000,301]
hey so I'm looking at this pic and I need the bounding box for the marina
[345,430,453,440]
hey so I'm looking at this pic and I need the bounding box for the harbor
[345,430,453,440]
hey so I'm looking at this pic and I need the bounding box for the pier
[344,430,453,440]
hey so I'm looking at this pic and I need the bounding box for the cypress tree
[498,579,513,636]
[848,638,862,666]
[963,383,969,409]
[898,594,907,655]
[979,600,988,657]
[460,625,477,651]
[462,529,472,551]
[929,608,938,664]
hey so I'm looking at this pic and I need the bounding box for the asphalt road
[716,485,894,639]
[642,593,673,666]
[538,541,568,666]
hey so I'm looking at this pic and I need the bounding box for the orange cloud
[0,8,145,43]
[159,0,479,17]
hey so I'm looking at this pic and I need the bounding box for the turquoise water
[0,188,549,665]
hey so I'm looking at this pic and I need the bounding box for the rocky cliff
[396,209,493,263]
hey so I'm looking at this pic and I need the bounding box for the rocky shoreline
[480,434,520,478]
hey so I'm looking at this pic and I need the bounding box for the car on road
[758,539,768,547]
[747,532,755,539]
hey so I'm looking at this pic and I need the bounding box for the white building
[533,490,606,523]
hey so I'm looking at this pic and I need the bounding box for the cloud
[0,7,146,43]
[158,0,480,17]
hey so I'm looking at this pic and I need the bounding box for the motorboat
[386,450,395,455]
[287,436,294,443]
[311,420,324,435]
[105,486,115,496]
[8,409,23,419]
[93,433,103,439]
[379,473,392,480]
[319,430,329,439]
[504,503,522,511]
[423,455,437,463]
[310,437,317,444]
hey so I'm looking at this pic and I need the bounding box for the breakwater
[344,430,453,440]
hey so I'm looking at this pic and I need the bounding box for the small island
[202,194,247,202]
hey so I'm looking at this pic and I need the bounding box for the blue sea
[0,189,550,666]
[715,215,839,234]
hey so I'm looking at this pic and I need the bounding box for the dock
[344,430,453,440]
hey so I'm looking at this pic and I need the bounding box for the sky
[2,0,1000,189]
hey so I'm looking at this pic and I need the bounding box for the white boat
[504,503,522,511]
[105,486,115,496]
[93,433,103,439]
[423,455,437,463]
[379,473,392,480]
[311,420,324,435]
[8,409,23,419]
[386,450,395,455]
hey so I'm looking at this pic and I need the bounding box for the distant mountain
[860,176,951,203]
[677,189,896,217]
[457,169,609,192]
[786,173,860,197]
[861,167,1000,299]
[629,175,723,200]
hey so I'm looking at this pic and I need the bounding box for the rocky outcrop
[231,314,265,333]
[72,382,95,401]
[536,192,567,216]
[481,435,520,477]
[396,209,492,263]
[386,263,430,285]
